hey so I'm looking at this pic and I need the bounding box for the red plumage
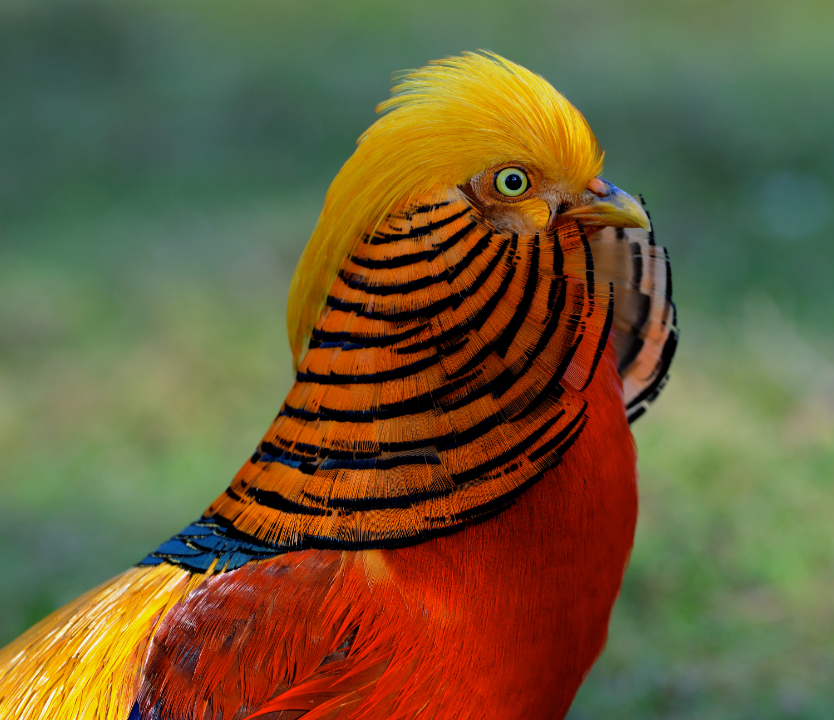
[139,343,635,720]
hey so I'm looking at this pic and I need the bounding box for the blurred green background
[1,0,832,717]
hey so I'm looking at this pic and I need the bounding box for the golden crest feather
[287,51,604,366]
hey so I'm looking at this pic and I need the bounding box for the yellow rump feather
[287,51,604,367]
[0,564,204,720]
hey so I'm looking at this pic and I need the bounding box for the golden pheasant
[0,52,677,720]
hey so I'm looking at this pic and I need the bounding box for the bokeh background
[1,0,833,717]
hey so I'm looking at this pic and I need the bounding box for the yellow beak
[562,178,651,230]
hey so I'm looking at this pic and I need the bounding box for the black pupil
[504,173,523,191]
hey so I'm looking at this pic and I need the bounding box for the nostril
[587,177,610,197]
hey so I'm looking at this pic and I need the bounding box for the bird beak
[562,177,651,230]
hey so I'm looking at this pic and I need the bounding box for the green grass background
[1,0,833,717]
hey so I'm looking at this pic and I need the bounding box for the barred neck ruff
[203,189,613,550]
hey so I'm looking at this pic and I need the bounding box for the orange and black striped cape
[153,188,675,559]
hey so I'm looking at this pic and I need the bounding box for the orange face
[464,163,651,235]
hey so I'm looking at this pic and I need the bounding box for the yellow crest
[287,51,604,367]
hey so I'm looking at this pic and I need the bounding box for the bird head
[287,51,650,366]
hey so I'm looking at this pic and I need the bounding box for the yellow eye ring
[494,167,529,197]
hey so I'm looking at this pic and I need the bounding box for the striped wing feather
[207,189,614,549]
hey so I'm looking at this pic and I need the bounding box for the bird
[0,51,677,720]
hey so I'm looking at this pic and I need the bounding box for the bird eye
[494,167,529,197]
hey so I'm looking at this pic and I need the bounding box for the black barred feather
[589,209,678,422]
[138,193,678,566]
[204,191,615,550]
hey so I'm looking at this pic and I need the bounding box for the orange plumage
[0,52,677,720]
